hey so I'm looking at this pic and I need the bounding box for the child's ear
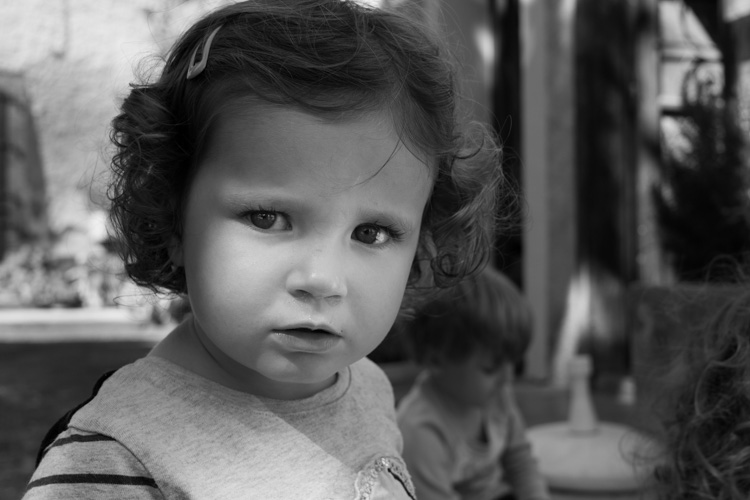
[168,235,184,267]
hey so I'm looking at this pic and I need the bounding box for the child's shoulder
[68,356,208,430]
[352,357,394,397]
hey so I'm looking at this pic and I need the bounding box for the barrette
[186,25,222,80]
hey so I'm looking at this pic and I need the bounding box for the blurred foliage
[0,242,126,309]
[653,69,750,282]
[0,234,187,329]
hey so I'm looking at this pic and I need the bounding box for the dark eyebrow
[224,192,301,210]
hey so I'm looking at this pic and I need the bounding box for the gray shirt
[25,356,414,499]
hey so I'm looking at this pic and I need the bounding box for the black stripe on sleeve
[27,473,158,490]
[46,433,116,451]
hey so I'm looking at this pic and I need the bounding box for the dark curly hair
[653,288,750,499]
[108,0,506,305]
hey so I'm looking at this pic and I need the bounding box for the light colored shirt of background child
[398,372,548,500]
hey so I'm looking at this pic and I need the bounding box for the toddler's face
[432,351,513,408]
[172,106,431,399]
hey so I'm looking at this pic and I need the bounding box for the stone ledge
[0,307,171,342]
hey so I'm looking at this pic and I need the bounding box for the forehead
[203,103,433,178]
[201,95,434,157]
[194,104,435,209]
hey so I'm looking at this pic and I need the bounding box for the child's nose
[286,245,348,302]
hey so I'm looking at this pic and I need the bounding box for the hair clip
[186,25,222,80]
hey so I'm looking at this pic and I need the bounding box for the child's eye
[352,223,404,246]
[245,210,291,231]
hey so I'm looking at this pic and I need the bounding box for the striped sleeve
[23,428,164,500]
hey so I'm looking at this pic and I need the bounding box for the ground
[0,341,154,500]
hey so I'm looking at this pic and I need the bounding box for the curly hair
[653,288,750,499]
[108,0,506,302]
[403,266,532,367]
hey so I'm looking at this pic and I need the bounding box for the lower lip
[273,330,341,353]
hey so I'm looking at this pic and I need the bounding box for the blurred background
[1,0,749,498]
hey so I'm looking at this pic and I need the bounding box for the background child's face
[431,351,512,408]
[171,105,432,398]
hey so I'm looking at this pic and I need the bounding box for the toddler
[397,267,549,500]
[23,1,504,499]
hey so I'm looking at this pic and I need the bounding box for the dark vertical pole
[574,0,640,379]
[492,0,523,287]
[575,0,637,279]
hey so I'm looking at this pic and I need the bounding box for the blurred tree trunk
[519,0,577,379]
[634,0,664,286]
[0,75,48,261]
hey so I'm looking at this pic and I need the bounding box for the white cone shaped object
[527,355,655,493]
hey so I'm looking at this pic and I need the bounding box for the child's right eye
[244,210,291,231]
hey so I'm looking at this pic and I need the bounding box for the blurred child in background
[397,266,549,500]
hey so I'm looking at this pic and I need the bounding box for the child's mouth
[273,328,341,353]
